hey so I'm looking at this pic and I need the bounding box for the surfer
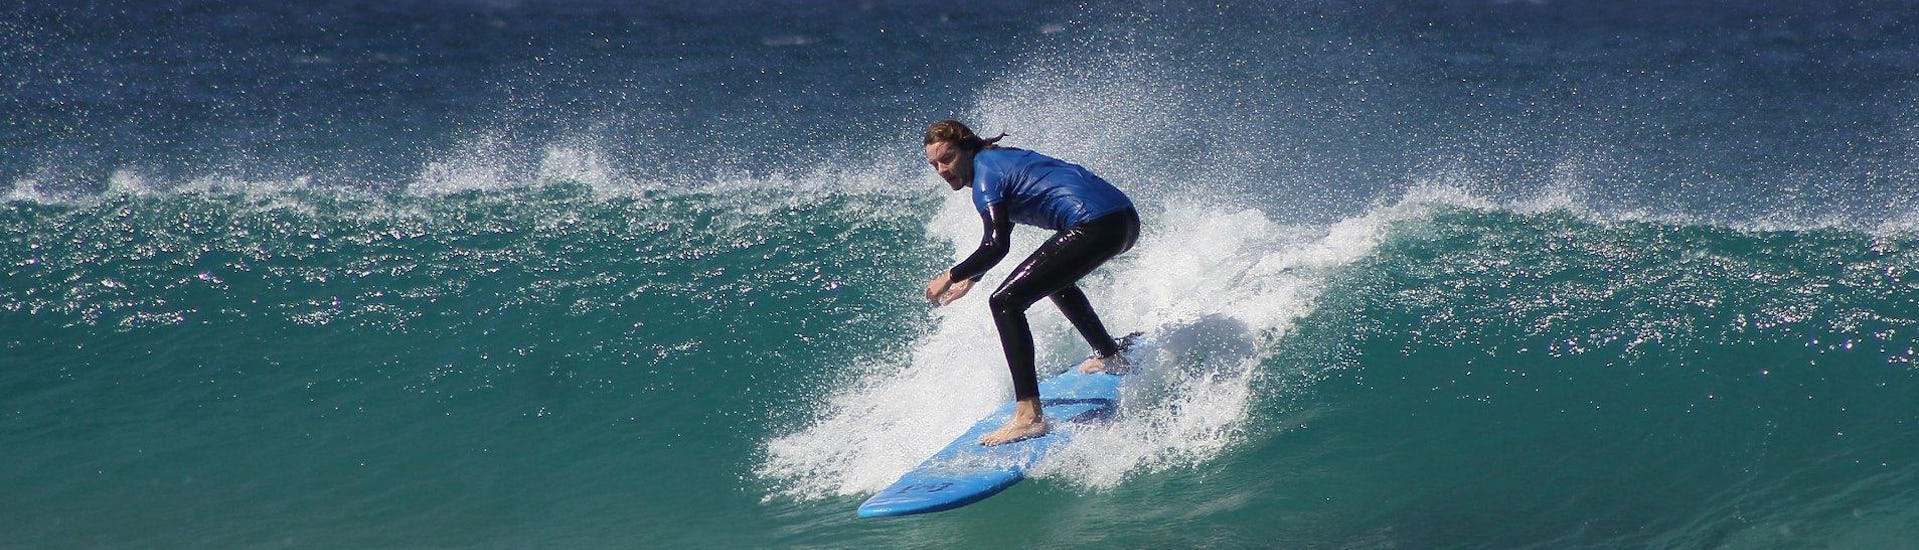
[921,119,1140,446]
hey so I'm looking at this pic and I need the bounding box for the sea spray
[758,186,1470,497]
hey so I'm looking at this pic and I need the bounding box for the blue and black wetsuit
[947,147,1140,401]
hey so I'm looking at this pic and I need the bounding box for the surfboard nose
[857,469,1022,518]
[856,332,1148,518]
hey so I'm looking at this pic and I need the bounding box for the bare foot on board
[979,398,1048,446]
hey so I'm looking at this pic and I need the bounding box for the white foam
[413,133,524,196]
[1039,187,1465,488]
[537,142,621,189]
[4,177,57,204]
[752,32,1514,500]
[757,182,1454,499]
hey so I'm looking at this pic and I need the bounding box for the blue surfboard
[857,333,1144,518]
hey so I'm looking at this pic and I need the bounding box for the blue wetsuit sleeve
[948,203,1013,282]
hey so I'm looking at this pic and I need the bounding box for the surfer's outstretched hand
[925,272,975,307]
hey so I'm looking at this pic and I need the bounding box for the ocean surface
[7,1,1919,547]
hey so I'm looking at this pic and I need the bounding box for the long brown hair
[923,119,1006,152]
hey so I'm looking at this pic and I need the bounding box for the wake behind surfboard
[857,332,1146,518]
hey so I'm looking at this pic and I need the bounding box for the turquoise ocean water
[8,1,1919,547]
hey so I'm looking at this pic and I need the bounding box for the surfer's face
[925,141,973,191]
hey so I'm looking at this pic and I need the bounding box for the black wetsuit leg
[987,208,1140,400]
[1050,286,1119,358]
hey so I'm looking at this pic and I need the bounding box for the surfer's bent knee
[988,287,1037,317]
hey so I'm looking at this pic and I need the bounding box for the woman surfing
[920,119,1141,446]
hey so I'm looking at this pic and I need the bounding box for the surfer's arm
[948,203,1013,282]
